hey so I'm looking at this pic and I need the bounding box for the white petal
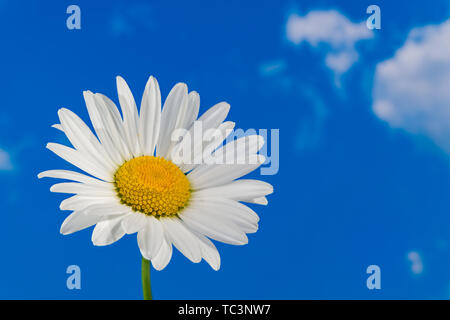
[179,207,248,245]
[160,217,202,263]
[52,124,63,131]
[172,102,231,165]
[83,91,116,160]
[250,197,268,205]
[139,76,161,155]
[60,195,117,211]
[86,93,126,166]
[60,209,102,235]
[156,83,187,157]
[184,91,200,130]
[197,102,230,129]
[116,76,142,157]
[193,179,273,203]
[176,121,235,172]
[58,107,116,172]
[50,182,115,196]
[97,92,123,122]
[212,135,264,164]
[151,234,172,271]
[46,143,113,182]
[91,214,127,246]
[202,121,235,152]
[137,216,164,260]
[172,94,190,133]
[38,170,107,186]
[170,96,192,156]
[190,230,221,271]
[121,212,148,234]
[84,203,131,217]
[189,198,259,233]
[96,93,133,160]
[188,154,265,190]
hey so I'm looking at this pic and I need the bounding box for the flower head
[39,76,273,271]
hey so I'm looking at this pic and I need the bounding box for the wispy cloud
[259,60,287,77]
[109,2,154,37]
[286,10,373,80]
[0,148,12,171]
[373,19,450,154]
[407,251,424,275]
[257,58,328,151]
[296,88,328,151]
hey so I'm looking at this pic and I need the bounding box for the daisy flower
[38,75,273,299]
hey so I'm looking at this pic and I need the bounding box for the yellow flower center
[114,156,191,217]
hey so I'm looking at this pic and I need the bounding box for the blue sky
[1,0,450,299]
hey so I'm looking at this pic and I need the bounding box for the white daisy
[39,76,273,272]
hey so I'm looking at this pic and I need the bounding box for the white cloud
[0,148,12,171]
[259,60,287,77]
[407,251,424,275]
[373,20,450,153]
[286,10,372,76]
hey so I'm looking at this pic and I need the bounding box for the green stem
[141,257,152,300]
